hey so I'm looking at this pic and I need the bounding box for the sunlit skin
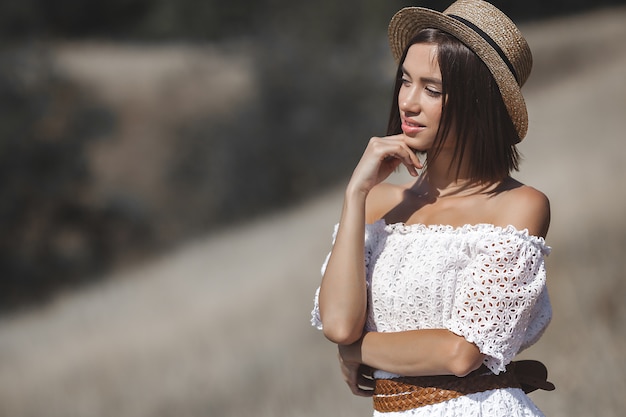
[318,42,551,396]
[397,43,447,152]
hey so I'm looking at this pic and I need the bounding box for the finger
[349,385,373,397]
[383,134,425,171]
[347,364,376,396]
[345,368,367,396]
[337,357,373,396]
[353,376,375,397]
[348,373,374,397]
[408,151,423,171]
[403,154,421,176]
[384,150,420,177]
[370,143,416,177]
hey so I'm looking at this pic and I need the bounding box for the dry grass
[1,7,625,417]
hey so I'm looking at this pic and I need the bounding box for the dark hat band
[449,14,519,84]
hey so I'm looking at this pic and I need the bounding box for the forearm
[342,329,485,377]
[319,135,421,344]
[319,188,369,344]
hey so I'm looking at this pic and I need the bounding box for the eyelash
[426,87,442,97]
[401,78,442,97]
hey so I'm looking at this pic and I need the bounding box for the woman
[311,0,555,415]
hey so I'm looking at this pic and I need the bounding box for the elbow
[448,340,485,377]
[321,320,363,345]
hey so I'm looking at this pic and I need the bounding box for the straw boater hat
[388,0,532,141]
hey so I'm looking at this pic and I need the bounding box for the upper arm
[445,225,550,374]
[497,186,551,238]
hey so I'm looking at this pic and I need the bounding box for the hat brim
[388,7,528,140]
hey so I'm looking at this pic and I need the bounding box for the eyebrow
[401,66,442,85]
[421,77,442,85]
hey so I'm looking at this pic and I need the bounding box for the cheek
[425,101,443,121]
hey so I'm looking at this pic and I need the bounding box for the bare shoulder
[365,182,407,224]
[493,179,551,238]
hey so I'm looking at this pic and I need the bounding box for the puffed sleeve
[444,230,552,374]
[310,221,383,330]
[310,224,338,330]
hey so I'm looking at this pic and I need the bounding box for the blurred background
[0,0,624,416]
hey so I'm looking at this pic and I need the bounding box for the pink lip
[401,118,425,135]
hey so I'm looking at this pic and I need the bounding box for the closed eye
[425,87,442,97]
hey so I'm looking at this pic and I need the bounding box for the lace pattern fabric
[311,220,552,415]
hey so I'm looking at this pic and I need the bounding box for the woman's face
[397,43,445,152]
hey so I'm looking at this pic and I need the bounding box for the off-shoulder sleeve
[444,231,551,374]
[310,222,382,330]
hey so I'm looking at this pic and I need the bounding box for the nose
[399,86,420,114]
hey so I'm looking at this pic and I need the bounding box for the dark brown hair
[387,28,520,183]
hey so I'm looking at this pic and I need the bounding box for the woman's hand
[320,135,421,344]
[348,134,422,197]
[338,344,375,397]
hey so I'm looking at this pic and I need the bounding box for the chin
[407,143,430,153]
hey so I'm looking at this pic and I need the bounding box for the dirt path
[1,7,625,417]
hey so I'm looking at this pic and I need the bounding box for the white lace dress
[311,220,552,417]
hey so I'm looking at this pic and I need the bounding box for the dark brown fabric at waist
[373,360,554,413]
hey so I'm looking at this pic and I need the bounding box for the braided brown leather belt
[373,360,554,412]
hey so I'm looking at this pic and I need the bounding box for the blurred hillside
[0,6,624,416]
[1,0,624,40]
[1,0,625,310]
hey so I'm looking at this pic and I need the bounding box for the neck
[423,173,483,197]
[417,152,488,198]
